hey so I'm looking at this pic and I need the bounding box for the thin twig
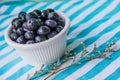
[44,65,72,80]
[40,64,45,71]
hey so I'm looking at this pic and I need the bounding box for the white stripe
[10,3,34,15]
[0,6,9,14]
[0,51,19,68]
[0,41,6,46]
[71,0,107,26]
[66,26,120,80]
[0,46,14,56]
[67,0,119,40]
[0,30,5,36]
[58,0,79,11]
[67,12,120,51]
[0,61,27,80]
[66,0,93,17]
[91,57,120,80]
[118,78,120,80]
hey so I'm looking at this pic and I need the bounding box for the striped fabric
[0,0,120,80]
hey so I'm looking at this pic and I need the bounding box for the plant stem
[44,65,72,80]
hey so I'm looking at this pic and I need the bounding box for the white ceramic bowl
[5,11,70,66]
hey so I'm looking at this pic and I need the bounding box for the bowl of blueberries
[5,8,70,66]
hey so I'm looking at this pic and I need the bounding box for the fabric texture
[0,0,120,80]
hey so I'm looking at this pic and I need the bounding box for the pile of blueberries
[10,8,65,44]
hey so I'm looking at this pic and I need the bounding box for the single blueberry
[26,18,39,31]
[26,12,38,21]
[47,12,58,20]
[10,32,19,41]
[35,35,47,42]
[56,17,65,27]
[24,31,35,39]
[47,31,58,39]
[26,40,35,44]
[12,18,24,28]
[37,19,44,26]
[33,9,41,16]
[16,36,26,44]
[12,27,17,33]
[46,8,54,12]
[45,20,57,28]
[56,25,63,33]
[18,12,26,20]
[41,10,48,19]
[37,26,51,35]
[17,27,24,35]
[22,22,27,29]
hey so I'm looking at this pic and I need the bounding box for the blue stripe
[6,64,33,80]
[105,67,120,80]
[0,43,8,51]
[0,35,5,41]
[0,57,22,75]
[52,29,120,80]
[0,48,15,60]
[77,44,120,80]
[67,3,120,45]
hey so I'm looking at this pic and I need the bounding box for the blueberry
[35,35,47,42]
[33,9,41,16]
[37,26,51,35]
[22,22,29,31]
[46,8,54,12]
[17,27,24,35]
[16,36,26,44]
[12,18,18,26]
[47,31,58,39]
[56,17,65,27]
[12,27,17,33]
[56,25,63,33]
[37,19,44,26]
[47,12,58,20]
[26,18,39,31]
[26,40,35,44]
[18,12,26,20]
[26,12,38,20]
[41,10,48,19]
[24,31,35,39]
[45,20,57,28]
[10,33,19,41]
[12,18,24,28]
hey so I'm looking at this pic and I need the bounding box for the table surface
[1,0,120,80]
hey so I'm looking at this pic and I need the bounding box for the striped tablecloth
[1,0,120,80]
